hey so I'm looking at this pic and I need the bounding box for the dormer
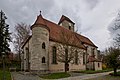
[58,15,75,32]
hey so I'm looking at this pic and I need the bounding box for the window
[25,47,29,58]
[52,46,57,64]
[75,51,78,64]
[42,42,45,49]
[91,48,95,56]
[42,57,45,63]
[98,63,100,67]
[25,47,28,51]
[83,53,85,65]
[69,26,71,30]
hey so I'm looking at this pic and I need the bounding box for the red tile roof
[44,19,85,49]
[75,33,97,48]
[31,14,50,31]
[22,15,97,49]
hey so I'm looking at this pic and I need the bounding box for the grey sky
[0,0,120,51]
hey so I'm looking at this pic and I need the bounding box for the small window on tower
[42,57,45,63]
[98,63,100,67]
[42,42,45,49]
[69,26,71,30]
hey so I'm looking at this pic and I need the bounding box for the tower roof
[31,13,49,31]
[58,15,75,25]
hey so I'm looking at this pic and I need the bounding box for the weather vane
[40,11,42,15]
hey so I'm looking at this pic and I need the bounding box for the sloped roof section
[31,14,49,31]
[44,19,85,49]
[75,33,98,48]
[58,15,75,25]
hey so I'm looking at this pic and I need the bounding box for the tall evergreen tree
[0,10,11,57]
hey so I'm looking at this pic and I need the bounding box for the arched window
[98,63,100,67]
[52,46,57,64]
[69,26,71,30]
[42,57,45,63]
[83,53,85,65]
[25,47,29,59]
[75,50,78,64]
[42,42,45,49]
[91,48,95,57]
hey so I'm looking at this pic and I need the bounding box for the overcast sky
[0,0,120,51]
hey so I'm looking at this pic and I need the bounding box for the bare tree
[56,29,84,72]
[111,12,120,47]
[105,47,120,75]
[13,22,30,61]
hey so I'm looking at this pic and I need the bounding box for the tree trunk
[113,68,117,76]
[65,63,67,72]
[65,63,70,72]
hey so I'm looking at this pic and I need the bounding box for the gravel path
[58,71,119,80]
[11,70,120,80]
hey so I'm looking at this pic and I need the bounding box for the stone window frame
[75,50,78,65]
[25,47,29,60]
[42,42,46,49]
[83,53,85,65]
[98,63,100,67]
[52,46,57,64]
[69,26,71,30]
[91,48,95,57]
[42,56,45,63]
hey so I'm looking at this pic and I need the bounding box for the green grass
[73,69,113,74]
[117,71,120,75]
[0,70,11,80]
[40,72,71,79]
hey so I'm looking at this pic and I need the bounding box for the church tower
[58,15,75,32]
[30,12,49,71]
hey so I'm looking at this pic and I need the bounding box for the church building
[21,13,102,72]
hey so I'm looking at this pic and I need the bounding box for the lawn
[40,72,71,79]
[0,70,11,80]
[73,69,113,74]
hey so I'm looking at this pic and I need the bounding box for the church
[21,12,102,73]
